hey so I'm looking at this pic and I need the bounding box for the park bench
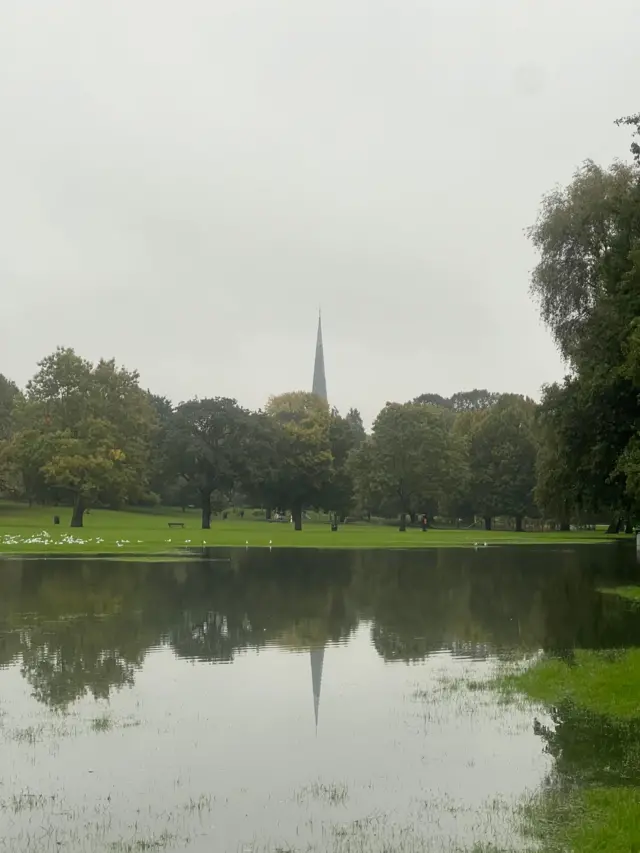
[168,522,185,529]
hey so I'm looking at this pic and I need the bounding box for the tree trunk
[266,507,272,521]
[559,520,571,532]
[484,516,492,531]
[515,515,523,533]
[292,504,302,531]
[181,505,186,513]
[399,512,406,532]
[70,495,85,528]
[606,517,621,534]
[201,492,212,530]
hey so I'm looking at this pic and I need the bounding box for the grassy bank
[600,584,640,602]
[0,503,621,556]
[502,648,640,718]
[523,786,640,853]
[500,644,640,851]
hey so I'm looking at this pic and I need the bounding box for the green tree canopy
[351,402,467,530]
[528,158,640,363]
[170,397,255,529]
[0,373,21,440]
[265,391,333,530]
[529,119,640,527]
[8,348,155,526]
[468,395,538,530]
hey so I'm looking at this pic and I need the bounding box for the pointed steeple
[312,311,328,402]
[310,646,325,732]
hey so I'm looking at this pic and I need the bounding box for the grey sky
[1,0,638,425]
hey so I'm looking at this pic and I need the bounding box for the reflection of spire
[312,311,328,401]
[310,646,325,732]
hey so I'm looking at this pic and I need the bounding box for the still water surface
[0,546,637,852]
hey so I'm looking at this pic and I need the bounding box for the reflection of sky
[0,624,551,852]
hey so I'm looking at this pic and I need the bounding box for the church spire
[310,646,325,732]
[312,311,327,401]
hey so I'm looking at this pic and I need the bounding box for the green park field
[0,502,621,557]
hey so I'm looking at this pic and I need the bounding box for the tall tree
[0,374,23,496]
[528,158,640,363]
[528,121,640,527]
[9,348,155,526]
[348,437,386,518]
[317,409,361,520]
[468,395,538,531]
[265,392,333,530]
[170,397,254,529]
[146,394,178,505]
[0,374,21,440]
[535,384,578,529]
[344,408,366,447]
[352,402,466,530]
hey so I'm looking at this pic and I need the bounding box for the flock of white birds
[0,530,162,548]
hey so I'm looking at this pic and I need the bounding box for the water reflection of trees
[533,701,640,787]
[0,545,637,708]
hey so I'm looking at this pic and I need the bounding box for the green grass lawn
[600,584,640,602]
[499,647,640,851]
[502,648,640,719]
[0,502,622,556]
[522,785,640,853]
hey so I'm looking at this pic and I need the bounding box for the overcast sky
[1,0,638,424]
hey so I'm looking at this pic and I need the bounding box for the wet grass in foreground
[600,583,640,602]
[501,647,640,718]
[494,644,640,852]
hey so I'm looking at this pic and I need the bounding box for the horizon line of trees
[0,355,618,533]
[2,111,640,533]
[0,352,543,531]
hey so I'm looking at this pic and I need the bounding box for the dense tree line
[1,114,640,532]
[0,349,549,532]
[0,348,541,530]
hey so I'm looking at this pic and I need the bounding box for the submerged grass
[91,714,113,733]
[182,793,214,813]
[108,831,177,852]
[0,790,57,813]
[495,645,640,852]
[295,781,349,806]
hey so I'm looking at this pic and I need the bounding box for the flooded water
[0,545,638,852]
